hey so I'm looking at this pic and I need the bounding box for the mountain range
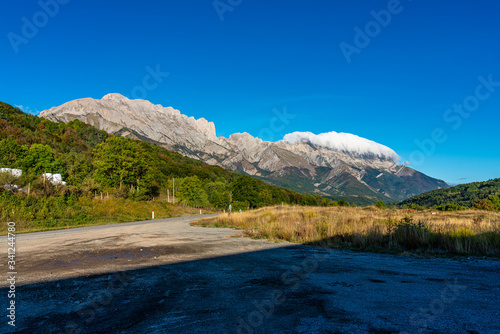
[40,93,448,204]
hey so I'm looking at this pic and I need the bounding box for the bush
[393,216,430,250]
[474,199,497,211]
[434,203,467,211]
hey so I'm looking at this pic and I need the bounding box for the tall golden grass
[194,206,500,256]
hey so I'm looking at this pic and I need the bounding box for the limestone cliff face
[41,93,218,155]
[40,93,448,203]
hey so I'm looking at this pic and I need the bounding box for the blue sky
[1,0,499,184]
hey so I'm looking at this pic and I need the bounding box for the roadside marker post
[152,210,154,220]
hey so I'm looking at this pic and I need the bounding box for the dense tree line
[399,178,500,212]
[0,102,336,210]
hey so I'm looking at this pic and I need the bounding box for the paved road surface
[1,215,499,333]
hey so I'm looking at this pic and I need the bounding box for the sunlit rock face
[40,94,448,203]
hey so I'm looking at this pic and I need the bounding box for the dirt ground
[1,215,499,333]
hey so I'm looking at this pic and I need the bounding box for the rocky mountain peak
[39,95,448,204]
[101,93,130,102]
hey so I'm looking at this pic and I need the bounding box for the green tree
[434,203,467,211]
[134,169,161,200]
[337,200,349,207]
[230,175,261,208]
[177,176,209,206]
[375,200,387,209]
[0,139,28,168]
[259,189,273,206]
[488,195,500,211]
[62,152,92,185]
[93,137,145,189]
[205,180,230,208]
[21,144,57,174]
[474,198,497,211]
[466,184,478,193]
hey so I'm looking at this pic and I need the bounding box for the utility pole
[43,170,46,189]
[167,189,170,203]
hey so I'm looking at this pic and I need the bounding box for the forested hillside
[0,102,337,232]
[399,178,500,211]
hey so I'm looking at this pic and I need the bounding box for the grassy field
[0,193,212,234]
[193,206,500,257]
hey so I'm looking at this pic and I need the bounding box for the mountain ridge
[40,93,449,204]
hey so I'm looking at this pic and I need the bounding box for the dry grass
[193,206,500,257]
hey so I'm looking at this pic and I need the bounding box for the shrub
[474,199,497,212]
[435,203,467,211]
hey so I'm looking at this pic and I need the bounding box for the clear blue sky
[1,0,499,184]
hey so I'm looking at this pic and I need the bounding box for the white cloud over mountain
[282,131,400,161]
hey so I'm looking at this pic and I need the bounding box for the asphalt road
[1,215,499,333]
